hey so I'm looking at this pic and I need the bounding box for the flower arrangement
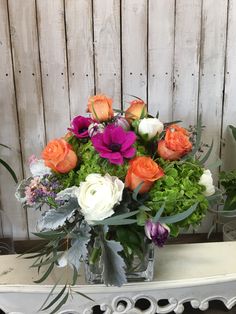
[16,94,217,312]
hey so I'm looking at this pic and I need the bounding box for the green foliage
[146,158,209,236]
[220,170,236,211]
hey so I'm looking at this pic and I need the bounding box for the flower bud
[138,118,164,140]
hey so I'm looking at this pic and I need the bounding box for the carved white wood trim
[1,242,236,313]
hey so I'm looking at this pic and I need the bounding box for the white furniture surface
[0,241,236,314]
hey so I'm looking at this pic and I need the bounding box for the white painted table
[0,242,236,314]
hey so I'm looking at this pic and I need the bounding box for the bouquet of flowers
[16,94,216,312]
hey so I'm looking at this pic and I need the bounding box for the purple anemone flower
[91,125,136,165]
[68,116,92,139]
[145,220,170,247]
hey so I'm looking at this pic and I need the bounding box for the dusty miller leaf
[66,223,91,271]
[100,238,127,287]
[15,177,33,203]
[37,198,79,231]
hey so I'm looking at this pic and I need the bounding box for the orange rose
[157,124,192,160]
[125,99,147,124]
[125,156,164,194]
[41,139,77,173]
[87,94,114,122]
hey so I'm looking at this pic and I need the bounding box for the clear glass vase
[84,240,154,284]
[0,210,14,255]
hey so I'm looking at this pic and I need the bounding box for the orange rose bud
[157,124,192,161]
[125,99,147,124]
[41,139,77,173]
[125,156,164,194]
[87,94,114,122]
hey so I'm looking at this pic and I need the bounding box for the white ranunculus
[199,169,215,196]
[138,118,164,140]
[29,156,51,177]
[75,173,124,224]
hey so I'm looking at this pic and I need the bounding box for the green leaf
[92,210,139,226]
[199,140,213,164]
[38,278,62,311]
[187,115,202,158]
[49,291,69,314]
[159,202,198,224]
[229,125,236,141]
[41,284,67,311]
[132,182,144,201]
[0,159,18,183]
[207,223,216,239]
[31,252,64,268]
[34,262,54,283]
[152,203,165,223]
[73,290,94,302]
[32,230,66,239]
[0,143,11,149]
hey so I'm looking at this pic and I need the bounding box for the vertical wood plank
[122,0,147,107]
[36,0,70,139]
[0,0,27,239]
[65,0,94,117]
[198,0,228,232]
[8,0,46,237]
[148,0,175,121]
[173,0,202,125]
[93,0,121,107]
[221,0,236,172]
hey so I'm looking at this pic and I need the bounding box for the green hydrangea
[146,158,209,236]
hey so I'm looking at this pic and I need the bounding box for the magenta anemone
[68,116,92,139]
[91,125,136,165]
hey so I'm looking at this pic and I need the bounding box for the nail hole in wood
[192,73,194,76]
[32,73,35,76]
[227,72,229,74]
[61,72,63,75]
[72,73,75,76]
[130,72,133,75]
[19,70,21,74]
[86,74,88,77]
[152,74,155,77]
[46,74,48,76]
[140,73,142,76]
[5,73,8,76]
[165,72,168,75]
[114,73,116,76]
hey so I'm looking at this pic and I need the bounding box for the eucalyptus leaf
[229,125,236,141]
[37,198,79,231]
[0,158,18,183]
[91,210,139,226]
[152,203,165,223]
[100,238,127,286]
[199,140,213,164]
[159,202,198,224]
[132,182,144,201]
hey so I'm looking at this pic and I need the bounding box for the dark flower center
[78,127,88,134]
[109,143,121,152]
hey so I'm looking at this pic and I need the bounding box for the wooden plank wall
[0,0,235,239]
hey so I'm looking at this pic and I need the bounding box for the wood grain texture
[93,0,121,108]
[65,0,94,117]
[36,0,70,140]
[0,0,27,239]
[8,0,46,238]
[173,0,202,125]
[148,0,175,121]
[197,0,228,232]
[122,0,147,107]
[221,0,236,172]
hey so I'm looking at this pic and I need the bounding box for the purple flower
[114,116,130,131]
[145,220,170,247]
[68,116,92,139]
[91,125,136,165]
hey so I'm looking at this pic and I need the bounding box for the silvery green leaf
[57,222,91,271]
[91,210,139,226]
[56,186,79,201]
[15,177,33,203]
[100,239,127,287]
[159,202,198,224]
[37,199,79,231]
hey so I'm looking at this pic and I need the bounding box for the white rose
[29,156,51,177]
[138,118,164,140]
[75,173,124,224]
[198,169,215,196]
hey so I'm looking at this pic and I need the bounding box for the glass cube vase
[84,241,155,284]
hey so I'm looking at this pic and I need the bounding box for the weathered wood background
[0,0,236,239]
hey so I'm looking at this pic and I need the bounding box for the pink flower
[68,116,92,139]
[91,125,136,165]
